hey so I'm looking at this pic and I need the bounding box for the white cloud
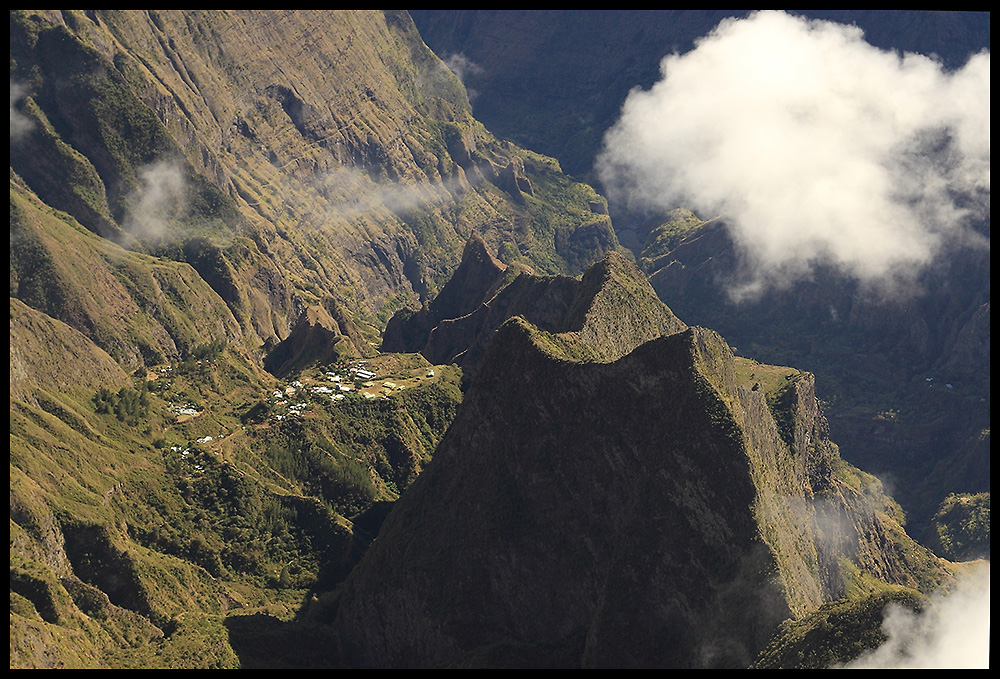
[597,11,990,297]
[841,561,990,669]
[314,166,461,224]
[441,52,483,103]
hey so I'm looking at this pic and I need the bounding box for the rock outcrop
[264,299,369,377]
[383,235,686,380]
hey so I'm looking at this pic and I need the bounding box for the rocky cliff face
[382,233,510,355]
[332,256,949,668]
[263,299,369,378]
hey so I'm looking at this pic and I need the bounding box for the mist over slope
[10,9,619,363]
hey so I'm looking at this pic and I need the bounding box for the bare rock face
[263,300,368,378]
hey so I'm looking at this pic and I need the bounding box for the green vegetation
[925,492,990,561]
[11,337,462,667]
[517,319,602,364]
[93,384,151,426]
[10,184,243,370]
[640,208,713,267]
[752,587,924,668]
[517,147,618,275]
[13,7,623,375]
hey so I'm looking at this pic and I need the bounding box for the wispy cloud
[312,166,464,224]
[10,80,34,140]
[442,52,483,102]
[597,11,990,298]
[123,160,188,240]
[442,52,483,84]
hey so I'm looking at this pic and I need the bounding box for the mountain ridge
[384,233,686,379]
[332,267,949,667]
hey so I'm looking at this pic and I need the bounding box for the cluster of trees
[176,340,228,374]
[926,493,991,561]
[93,384,151,425]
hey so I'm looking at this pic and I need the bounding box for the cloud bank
[597,11,990,297]
[841,562,990,669]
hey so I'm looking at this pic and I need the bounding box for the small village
[263,358,439,421]
[148,353,451,478]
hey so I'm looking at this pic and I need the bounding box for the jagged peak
[460,231,506,271]
[384,246,689,373]
[427,232,508,316]
[339,302,951,667]
[336,311,804,668]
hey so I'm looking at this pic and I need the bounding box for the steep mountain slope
[640,213,990,528]
[332,255,949,668]
[262,299,368,378]
[10,297,130,405]
[750,586,925,669]
[10,9,618,364]
[11,181,242,367]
